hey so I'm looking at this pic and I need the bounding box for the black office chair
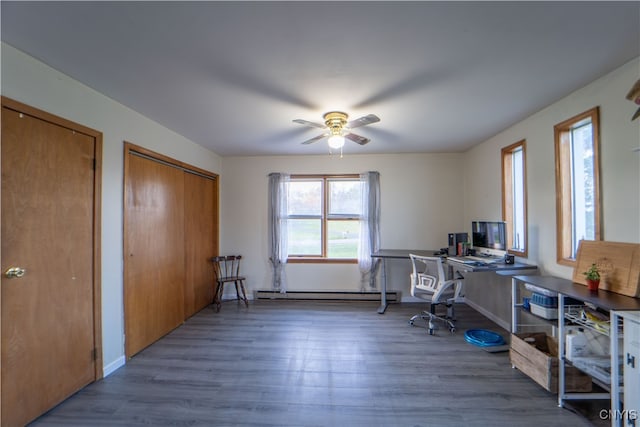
[211,255,249,312]
[408,254,465,335]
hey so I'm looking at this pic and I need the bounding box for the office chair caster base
[428,320,436,335]
[408,313,426,326]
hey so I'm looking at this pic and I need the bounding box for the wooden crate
[572,240,640,297]
[510,332,592,393]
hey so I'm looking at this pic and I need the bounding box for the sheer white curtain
[358,171,381,290]
[268,173,289,293]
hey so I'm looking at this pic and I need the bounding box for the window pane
[287,219,321,255]
[328,180,361,216]
[571,122,595,257]
[502,140,527,256]
[287,175,361,261]
[288,180,321,215]
[512,148,525,251]
[327,220,359,258]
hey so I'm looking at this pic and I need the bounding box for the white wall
[1,43,223,374]
[4,40,638,375]
[463,57,640,278]
[220,153,465,296]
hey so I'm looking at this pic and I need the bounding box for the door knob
[4,267,25,278]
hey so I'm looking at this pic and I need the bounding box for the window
[287,175,361,262]
[554,107,601,265]
[502,140,527,256]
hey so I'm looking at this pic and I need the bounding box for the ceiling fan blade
[301,133,329,145]
[347,114,380,129]
[293,119,326,129]
[344,133,370,145]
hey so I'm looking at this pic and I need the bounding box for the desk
[447,257,537,274]
[370,249,537,314]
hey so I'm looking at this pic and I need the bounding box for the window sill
[508,249,528,258]
[287,258,358,264]
[557,257,577,267]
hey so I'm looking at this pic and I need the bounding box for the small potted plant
[583,263,601,292]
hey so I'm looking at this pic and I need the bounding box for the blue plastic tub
[464,329,506,347]
[531,293,558,308]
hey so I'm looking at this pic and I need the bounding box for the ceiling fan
[293,111,380,149]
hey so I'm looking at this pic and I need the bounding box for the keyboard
[465,255,500,264]
[447,256,478,264]
[448,256,500,264]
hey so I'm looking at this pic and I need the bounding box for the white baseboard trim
[254,290,399,302]
[464,299,510,331]
[103,355,125,377]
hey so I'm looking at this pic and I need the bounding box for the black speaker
[505,254,515,264]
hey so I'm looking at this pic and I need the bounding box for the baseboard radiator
[254,290,400,302]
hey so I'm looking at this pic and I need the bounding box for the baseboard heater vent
[254,290,399,302]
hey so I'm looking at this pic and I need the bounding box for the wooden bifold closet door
[184,171,217,317]
[124,143,218,358]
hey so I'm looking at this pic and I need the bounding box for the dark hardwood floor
[31,300,605,426]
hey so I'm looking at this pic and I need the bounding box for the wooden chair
[211,255,249,312]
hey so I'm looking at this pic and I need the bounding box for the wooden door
[1,100,102,427]
[124,153,185,357]
[184,172,217,318]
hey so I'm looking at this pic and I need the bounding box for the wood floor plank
[30,301,603,426]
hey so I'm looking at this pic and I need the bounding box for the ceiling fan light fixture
[294,110,378,148]
[327,134,345,149]
[324,111,348,149]
[323,111,349,129]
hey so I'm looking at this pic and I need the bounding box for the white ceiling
[1,1,638,156]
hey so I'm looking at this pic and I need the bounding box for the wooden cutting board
[572,240,640,297]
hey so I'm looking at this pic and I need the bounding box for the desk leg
[511,277,517,333]
[377,258,387,314]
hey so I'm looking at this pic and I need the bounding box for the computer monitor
[472,221,507,252]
